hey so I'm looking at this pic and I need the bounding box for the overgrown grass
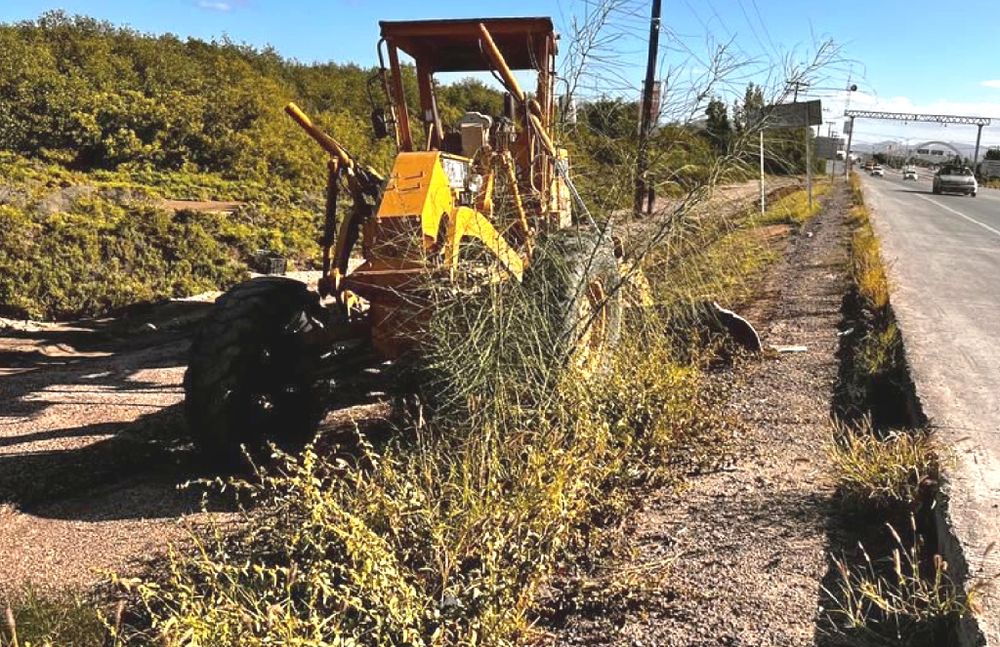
[826,516,975,645]
[828,416,940,509]
[849,205,891,314]
[81,186,772,645]
[757,181,831,226]
[837,174,901,417]
[824,174,971,644]
[642,209,783,313]
[0,589,110,647]
[0,164,790,646]
[114,309,723,645]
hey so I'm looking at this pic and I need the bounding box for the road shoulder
[536,184,851,645]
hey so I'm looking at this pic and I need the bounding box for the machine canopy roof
[379,17,555,72]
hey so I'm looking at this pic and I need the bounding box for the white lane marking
[916,194,1000,239]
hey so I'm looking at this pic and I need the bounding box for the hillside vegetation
[0,12,507,319]
[0,12,806,320]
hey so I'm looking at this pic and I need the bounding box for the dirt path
[540,184,852,645]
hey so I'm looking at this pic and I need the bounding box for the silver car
[933,165,977,196]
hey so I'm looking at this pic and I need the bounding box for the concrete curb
[861,177,996,647]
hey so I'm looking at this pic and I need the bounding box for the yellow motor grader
[183,17,622,460]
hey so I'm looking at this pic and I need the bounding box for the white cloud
[198,0,233,11]
[981,80,1000,89]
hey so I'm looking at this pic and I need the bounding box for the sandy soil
[538,183,852,645]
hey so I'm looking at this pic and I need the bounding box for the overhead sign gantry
[844,109,992,169]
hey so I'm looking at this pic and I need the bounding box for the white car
[902,167,918,181]
[871,165,885,177]
[933,166,977,196]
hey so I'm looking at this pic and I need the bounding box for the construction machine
[183,17,622,460]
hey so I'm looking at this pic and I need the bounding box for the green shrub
[828,417,940,508]
[0,195,250,319]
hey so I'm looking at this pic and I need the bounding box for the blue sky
[3,0,1000,146]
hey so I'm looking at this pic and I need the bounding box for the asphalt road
[859,169,1000,645]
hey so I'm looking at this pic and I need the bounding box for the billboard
[756,100,823,129]
[815,136,845,159]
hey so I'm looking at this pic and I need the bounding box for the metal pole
[759,129,765,214]
[634,0,663,216]
[806,126,813,211]
[974,123,984,169]
[844,116,855,177]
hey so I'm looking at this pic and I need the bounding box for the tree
[733,83,764,133]
[985,147,1000,161]
[704,97,731,152]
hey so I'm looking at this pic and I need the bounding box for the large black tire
[183,277,327,464]
[526,228,623,372]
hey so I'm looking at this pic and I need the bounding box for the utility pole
[787,80,808,102]
[844,116,855,177]
[634,0,662,216]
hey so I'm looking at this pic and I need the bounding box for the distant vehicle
[933,166,977,196]
[903,167,918,181]
[871,165,885,177]
[976,159,1000,181]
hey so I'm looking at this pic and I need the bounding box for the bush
[0,196,249,319]
[121,307,719,645]
[827,417,940,508]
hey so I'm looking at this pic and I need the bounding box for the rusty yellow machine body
[183,17,631,462]
[286,18,572,358]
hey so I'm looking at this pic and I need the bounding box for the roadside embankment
[857,172,999,646]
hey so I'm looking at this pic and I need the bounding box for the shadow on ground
[1,298,399,522]
[0,301,218,519]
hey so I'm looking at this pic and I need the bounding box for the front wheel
[184,277,328,464]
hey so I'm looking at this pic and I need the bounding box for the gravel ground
[0,301,217,592]
[539,182,852,645]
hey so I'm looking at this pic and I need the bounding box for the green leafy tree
[733,82,764,133]
[704,97,731,152]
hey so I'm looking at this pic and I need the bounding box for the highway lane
[860,169,1000,644]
